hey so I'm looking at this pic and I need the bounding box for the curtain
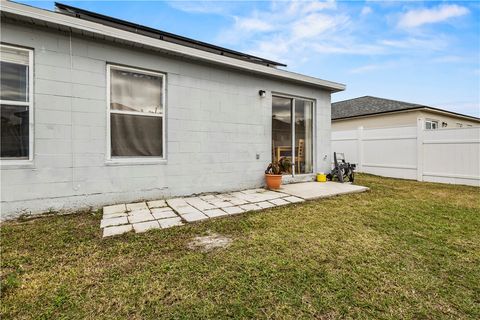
[110,113,163,157]
[110,69,162,114]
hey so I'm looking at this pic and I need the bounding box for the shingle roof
[331,96,429,120]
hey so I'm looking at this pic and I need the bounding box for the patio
[100,182,369,237]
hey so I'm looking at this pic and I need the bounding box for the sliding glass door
[272,95,314,175]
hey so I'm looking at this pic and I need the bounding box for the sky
[17,0,480,117]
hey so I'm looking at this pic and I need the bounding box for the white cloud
[292,13,345,39]
[349,64,382,74]
[398,4,469,28]
[235,17,275,32]
[361,6,372,16]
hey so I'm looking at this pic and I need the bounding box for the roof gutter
[1,1,346,92]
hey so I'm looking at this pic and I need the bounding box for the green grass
[1,174,479,319]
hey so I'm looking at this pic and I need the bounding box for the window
[107,65,165,159]
[0,44,33,161]
[425,120,438,130]
[272,95,314,175]
[456,123,463,128]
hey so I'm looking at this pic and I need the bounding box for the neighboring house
[332,96,480,131]
[0,2,344,219]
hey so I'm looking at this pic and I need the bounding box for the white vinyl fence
[332,119,480,186]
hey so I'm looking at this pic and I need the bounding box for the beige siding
[332,110,479,131]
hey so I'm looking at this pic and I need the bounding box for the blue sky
[19,0,480,117]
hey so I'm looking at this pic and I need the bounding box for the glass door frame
[272,93,316,177]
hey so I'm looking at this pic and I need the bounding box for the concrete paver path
[100,181,368,237]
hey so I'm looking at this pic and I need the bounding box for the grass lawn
[1,174,479,319]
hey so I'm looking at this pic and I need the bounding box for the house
[0,1,344,219]
[332,96,480,131]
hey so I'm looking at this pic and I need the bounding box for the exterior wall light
[258,90,266,97]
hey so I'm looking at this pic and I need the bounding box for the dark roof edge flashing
[54,2,287,67]
[332,106,480,122]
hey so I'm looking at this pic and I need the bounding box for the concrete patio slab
[126,202,148,211]
[269,198,290,206]
[181,211,209,222]
[128,211,155,224]
[147,200,167,208]
[222,206,244,215]
[283,196,305,203]
[100,181,368,237]
[100,216,128,228]
[203,208,229,218]
[158,217,183,229]
[103,224,132,237]
[103,204,126,215]
[256,201,275,209]
[279,182,368,200]
[133,221,160,233]
[102,212,128,219]
[239,203,262,211]
[151,208,177,220]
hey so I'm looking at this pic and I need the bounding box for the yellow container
[316,172,327,182]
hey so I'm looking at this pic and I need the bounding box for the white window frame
[106,64,166,164]
[0,44,34,165]
[425,119,438,130]
[271,93,316,177]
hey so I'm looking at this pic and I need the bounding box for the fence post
[416,118,424,181]
[357,126,364,171]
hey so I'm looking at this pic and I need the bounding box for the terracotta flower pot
[265,174,282,189]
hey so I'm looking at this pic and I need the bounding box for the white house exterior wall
[0,21,333,219]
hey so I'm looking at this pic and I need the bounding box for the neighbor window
[425,120,438,130]
[108,65,165,158]
[0,44,33,160]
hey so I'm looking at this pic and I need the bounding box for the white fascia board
[1,0,345,92]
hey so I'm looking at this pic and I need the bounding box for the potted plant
[265,157,291,189]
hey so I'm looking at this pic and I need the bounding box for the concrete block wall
[0,20,333,219]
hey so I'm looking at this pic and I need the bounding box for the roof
[332,96,480,122]
[1,1,345,92]
[54,2,286,68]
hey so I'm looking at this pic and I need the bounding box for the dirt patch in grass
[187,231,233,252]
[1,174,479,319]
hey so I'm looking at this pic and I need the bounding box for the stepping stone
[185,197,216,210]
[147,200,167,208]
[103,212,127,219]
[241,188,265,194]
[199,194,216,201]
[239,203,262,211]
[126,202,148,211]
[256,201,275,209]
[269,198,289,206]
[262,191,289,200]
[158,217,183,229]
[222,206,244,215]
[174,205,202,215]
[127,208,150,216]
[100,216,128,228]
[133,220,160,233]
[208,200,233,208]
[128,211,155,224]
[151,208,177,219]
[167,198,188,207]
[181,211,209,222]
[103,224,132,237]
[228,198,249,205]
[284,196,305,203]
[103,204,126,215]
[203,208,229,218]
